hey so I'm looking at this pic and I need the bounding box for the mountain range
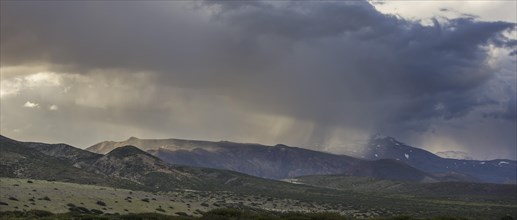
[341,136,516,184]
[0,135,324,195]
[87,136,516,184]
[2,133,515,187]
[2,134,517,219]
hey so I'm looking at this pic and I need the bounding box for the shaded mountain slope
[0,135,129,186]
[150,142,363,180]
[23,141,101,169]
[88,137,472,182]
[342,159,438,182]
[341,136,517,184]
[87,146,185,183]
[0,135,337,195]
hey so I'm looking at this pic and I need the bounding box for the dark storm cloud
[202,1,516,128]
[1,0,515,158]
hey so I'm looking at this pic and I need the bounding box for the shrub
[175,212,189,216]
[28,210,54,217]
[68,206,91,214]
[202,208,241,218]
[90,209,104,214]
[120,213,177,220]
[96,201,107,206]
[0,210,54,218]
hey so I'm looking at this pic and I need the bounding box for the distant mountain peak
[106,145,149,158]
[127,136,139,140]
[85,135,516,184]
[0,134,16,143]
[370,134,400,143]
[274,144,289,148]
[369,135,402,146]
[90,145,172,180]
[371,133,388,140]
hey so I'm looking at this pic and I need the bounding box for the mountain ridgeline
[343,136,517,184]
[0,135,320,193]
[87,136,516,184]
[2,135,517,219]
[87,137,439,182]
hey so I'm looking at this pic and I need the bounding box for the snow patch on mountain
[436,151,474,160]
[498,161,509,166]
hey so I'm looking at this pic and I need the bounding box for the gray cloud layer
[1,1,516,159]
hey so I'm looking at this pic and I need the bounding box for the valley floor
[0,178,376,218]
[1,178,516,220]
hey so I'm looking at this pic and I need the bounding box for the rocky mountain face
[341,136,516,184]
[23,141,101,169]
[87,137,474,182]
[87,146,176,182]
[0,135,200,190]
[0,135,331,194]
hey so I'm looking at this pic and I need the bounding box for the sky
[1,0,516,160]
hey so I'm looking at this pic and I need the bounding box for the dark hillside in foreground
[0,135,127,186]
[3,208,510,220]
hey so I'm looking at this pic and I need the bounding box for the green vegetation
[2,177,516,220]
[3,136,516,220]
[290,175,517,206]
[1,208,514,220]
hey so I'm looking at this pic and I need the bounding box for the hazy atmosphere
[1,0,516,160]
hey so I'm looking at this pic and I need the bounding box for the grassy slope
[2,178,517,219]
[290,175,517,212]
[0,178,347,217]
[0,140,145,191]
